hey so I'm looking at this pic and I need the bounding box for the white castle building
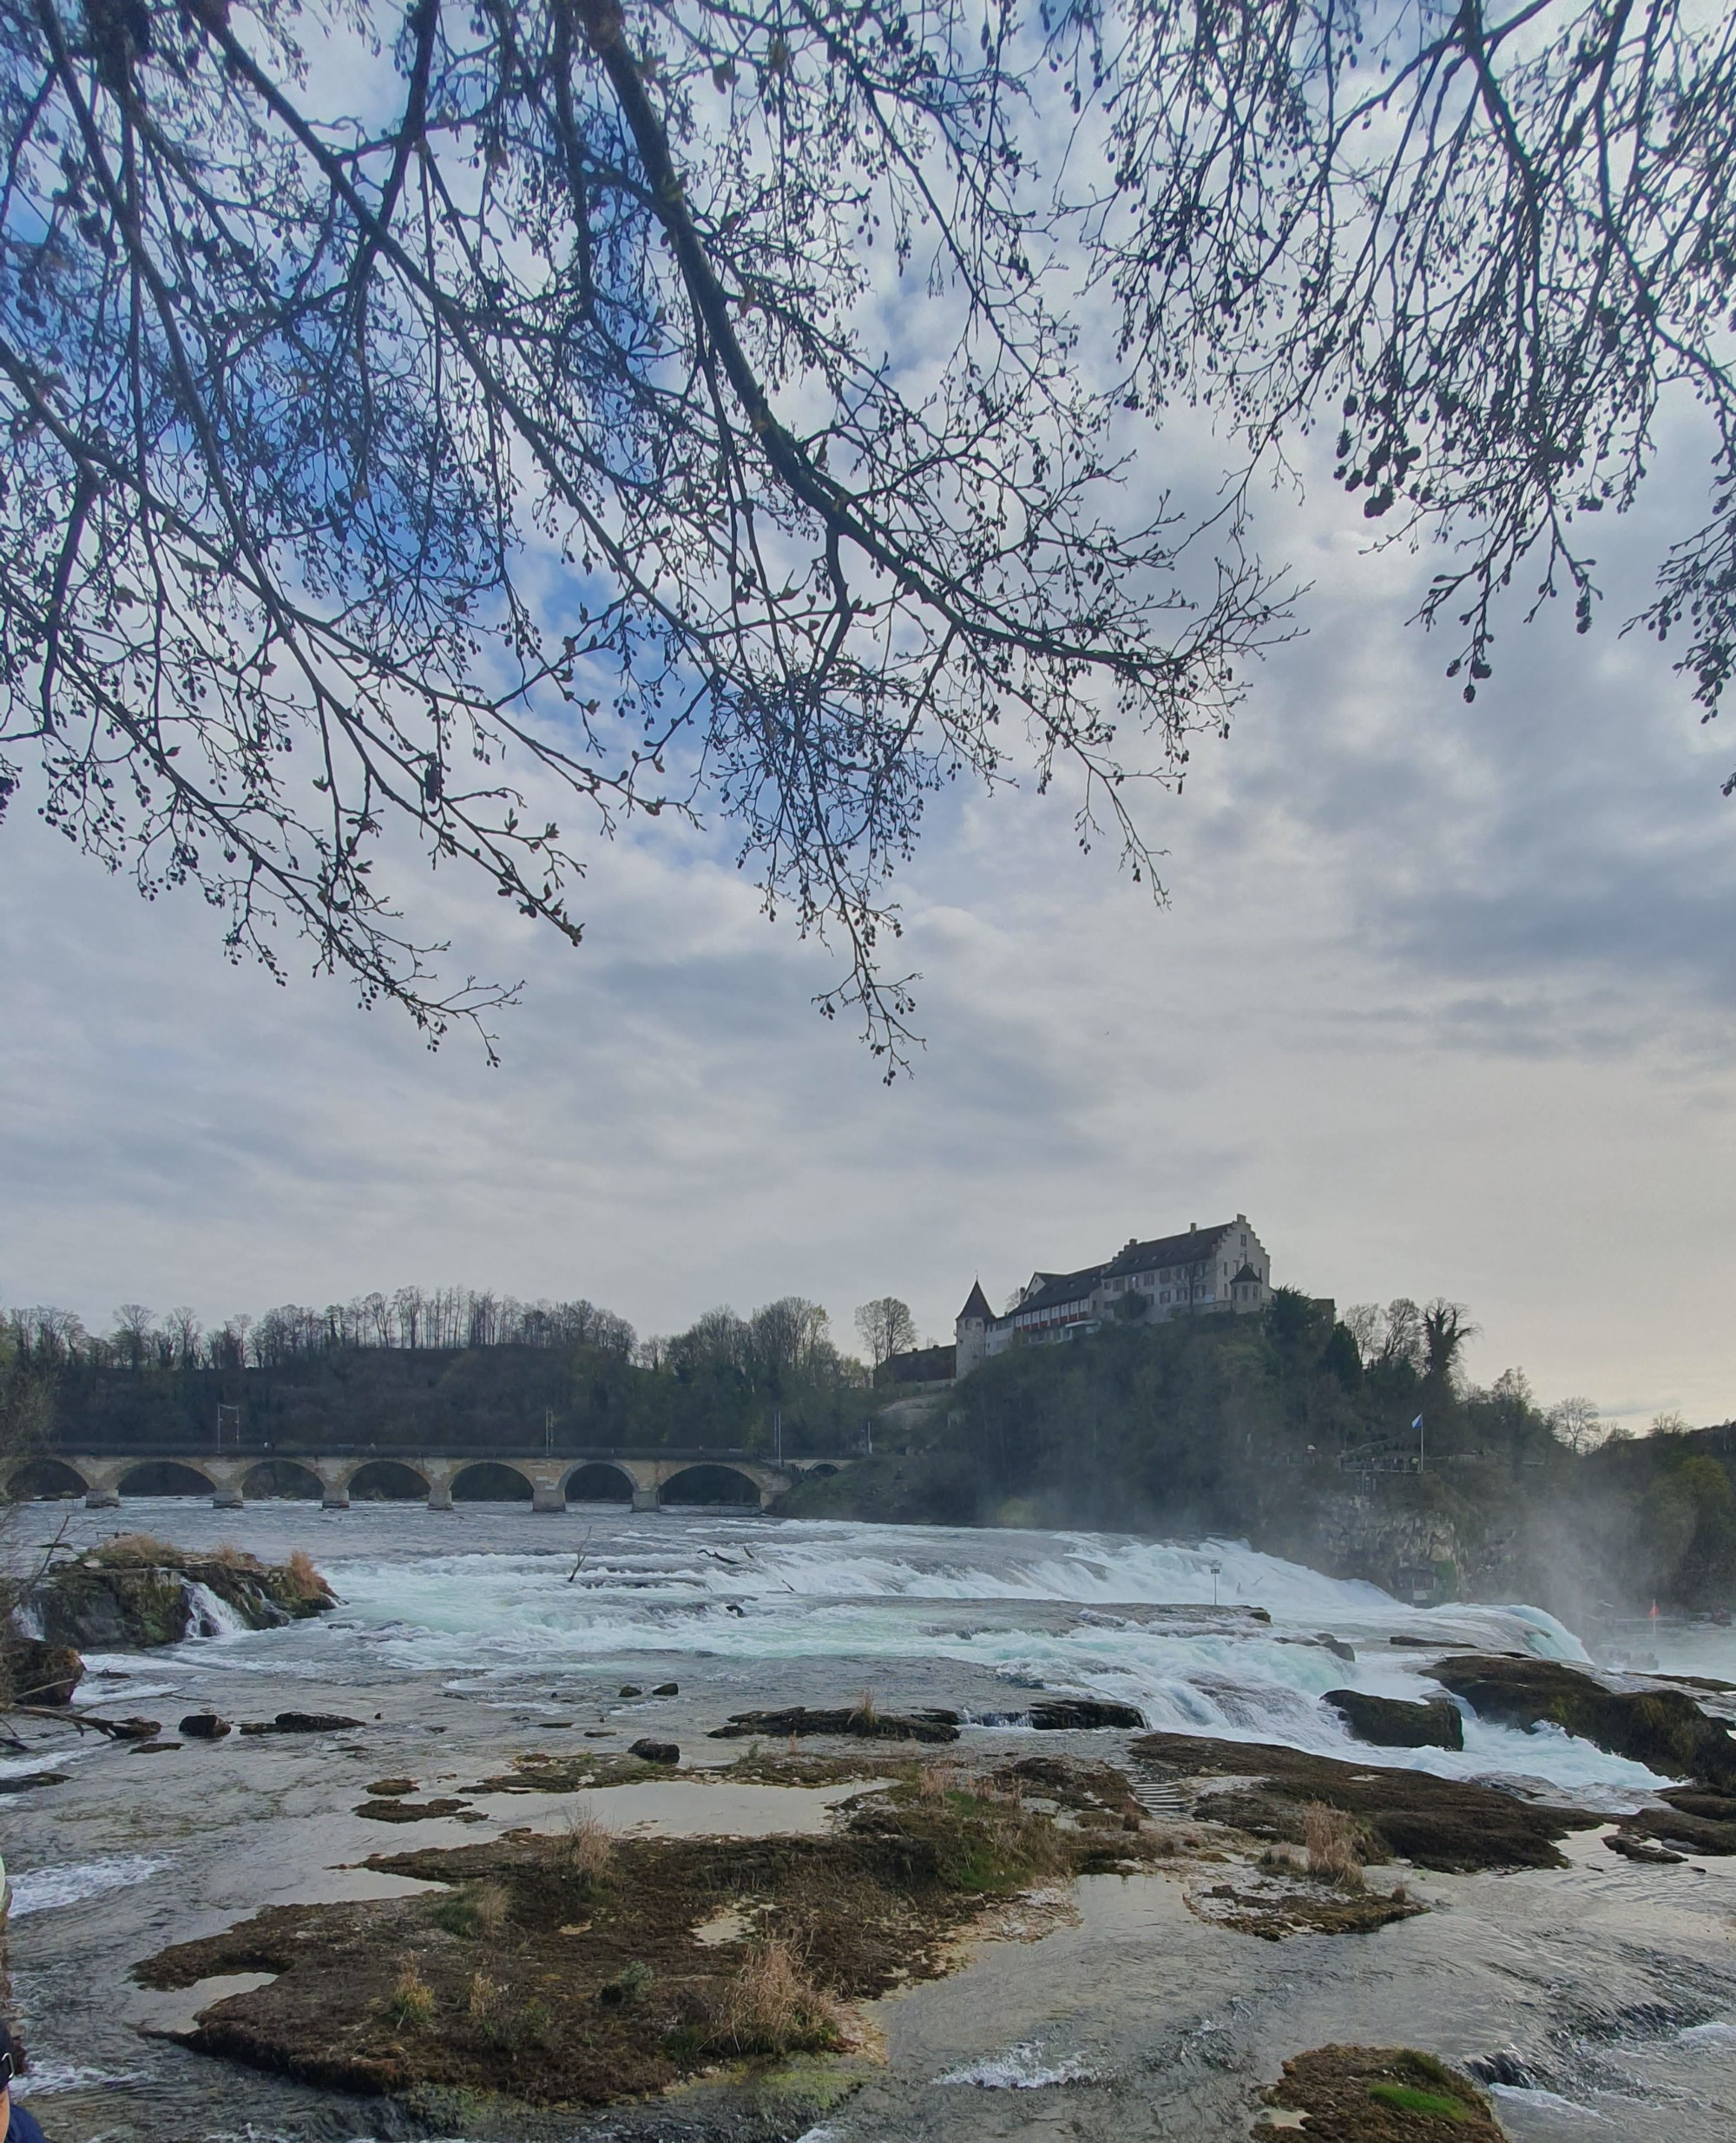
[954,1214,1272,1377]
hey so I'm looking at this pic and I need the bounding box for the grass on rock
[136,1754,1155,2107]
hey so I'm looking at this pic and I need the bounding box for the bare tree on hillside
[1378,1298,1424,1374]
[111,1304,155,1371]
[2,1,1732,1059]
[855,1297,917,1373]
[1549,1394,1604,1456]
[1342,1304,1384,1365]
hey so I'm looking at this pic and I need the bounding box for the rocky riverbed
[3,1502,1736,2143]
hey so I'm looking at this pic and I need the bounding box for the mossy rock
[1133,1732,1590,1871]
[1325,1690,1463,1752]
[27,1552,333,1651]
[1260,2045,1503,2140]
[1433,1655,1736,1787]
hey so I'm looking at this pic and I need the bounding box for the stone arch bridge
[7,1449,851,1513]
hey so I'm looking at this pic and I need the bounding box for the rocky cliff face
[1256,1479,1470,1603]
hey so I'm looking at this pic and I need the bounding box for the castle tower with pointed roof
[954,1279,995,1377]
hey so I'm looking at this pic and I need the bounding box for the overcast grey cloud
[5,382,1734,1431]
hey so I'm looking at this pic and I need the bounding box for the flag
[1412,1415,1424,1430]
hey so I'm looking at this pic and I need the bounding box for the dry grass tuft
[554,1810,614,1885]
[387,1956,435,2028]
[1303,1803,1366,1890]
[90,1532,183,1567]
[917,1758,960,1800]
[471,1880,511,1940]
[700,1938,845,2056]
[467,1970,505,2025]
[286,1548,325,1596]
[92,1532,265,1571]
[849,1686,878,1726]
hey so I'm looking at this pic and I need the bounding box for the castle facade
[953,1214,1272,1377]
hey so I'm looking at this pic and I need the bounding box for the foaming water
[8,1854,169,1916]
[304,1517,1665,1793]
[938,2041,1102,2087]
[39,1499,1679,1796]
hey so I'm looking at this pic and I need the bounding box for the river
[4,1499,1735,2142]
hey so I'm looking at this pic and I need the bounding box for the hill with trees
[783,1292,1736,1627]
[0,1290,874,1463]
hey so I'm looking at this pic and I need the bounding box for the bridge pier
[531,1482,565,1513]
[424,1458,457,1511]
[631,1486,660,1511]
[322,1484,351,1509]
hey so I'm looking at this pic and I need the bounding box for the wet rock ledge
[11,1534,334,1680]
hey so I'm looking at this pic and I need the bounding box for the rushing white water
[21,1502,1726,1801]
[250,1514,1687,1796]
[938,2041,1103,2087]
[7,1854,169,1917]
[183,1579,252,1639]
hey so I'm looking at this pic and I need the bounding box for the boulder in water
[3,1638,84,1706]
[1261,2045,1503,2140]
[1324,1689,1463,1751]
[1604,1831,1684,1864]
[179,1712,232,1739]
[1433,1654,1736,1788]
[709,1705,960,1744]
[653,1681,680,1696]
[1628,1803,1736,1855]
[25,1544,333,1652]
[1028,1699,1147,1732]
[240,1710,364,1735]
[628,1739,679,1765]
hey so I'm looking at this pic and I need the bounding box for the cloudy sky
[8,395,1733,1432]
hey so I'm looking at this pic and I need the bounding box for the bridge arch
[450,1461,534,1502]
[563,1461,634,1503]
[242,1458,324,1501]
[345,1458,431,1502]
[6,1456,89,1500]
[117,1459,216,1497]
[802,1462,840,1479]
[660,1463,762,1507]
